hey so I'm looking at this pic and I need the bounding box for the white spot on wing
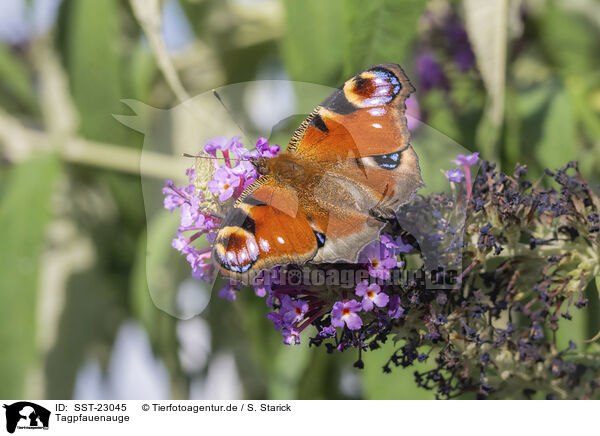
[368,108,385,116]
[247,240,259,260]
[361,96,392,107]
[375,86,391,96]
[259,238,270,252]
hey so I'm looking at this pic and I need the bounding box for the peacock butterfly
[212,63,424,283]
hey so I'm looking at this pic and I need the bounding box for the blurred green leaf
[362,340,434,399]
[503,87,520,168]
[555,280,600,352]
[539,5,600,75]
[280,0,345,84]
[565,74,600,146]
[297,349,347,399]
[516,83,554,119]
[267,339,311,399]
[64,0,122,142]
[45,269,126,398]
[535,88,578,170]
[126,42,157,102]
[597,276,600,302]
[235,289,298,397]
[206,286,268,399]
[0,43,37,112]
[0,154,60,398]
[421,90,461,141]
[131,220,188,398]
[134,211,207,318]
[504,82,554,170]
[179,0,215,39]
[132,214,177,321]
[343,0,426,77]
[586,281,600,356]
[555,304,588,352]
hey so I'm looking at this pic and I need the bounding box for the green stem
[0,110,183,180]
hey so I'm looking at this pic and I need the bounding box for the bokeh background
[1,0,599,400]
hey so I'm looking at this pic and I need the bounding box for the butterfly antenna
[181,152,256,163]
[182,153,215,159]
[212,89,249,138]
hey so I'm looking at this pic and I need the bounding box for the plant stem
[0,110,183,179]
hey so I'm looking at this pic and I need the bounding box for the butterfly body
[255,152,322,187]
[213,64,423,283]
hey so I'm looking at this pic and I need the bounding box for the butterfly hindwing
[212,176,318,281]
[307,149,422,263]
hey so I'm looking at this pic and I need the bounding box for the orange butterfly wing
[289,63,424,262]
[289,63,414,160]
[212,175,319,280]
[213,64,423,282]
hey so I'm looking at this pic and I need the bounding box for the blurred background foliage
[0,0,599,400]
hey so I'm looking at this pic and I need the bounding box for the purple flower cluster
[262,236,414,345]
[163,168,218,281]
[203,136,268,197]
[417,7,476,93]
[390,160,599,399]
[294,157,598,400]
[267,294,309,343]
[163,136,280,293]
[417,51,448,92]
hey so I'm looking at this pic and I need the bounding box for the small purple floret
[331,300,363,330]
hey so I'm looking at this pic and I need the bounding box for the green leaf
[64,0,122,142]
[0,154,61,398]
[267,341,311,399]
[516,83,554,119]
[132,211,196,318]
[179,0,214,38]
[155,210,216,313]
[565,74,600,149]
[503,81,554,170]
[342,0,426,77]
[235,289,299,397]
[297,349,347,399]
[44,269,126,398]
[362,340,434,399]
[535,88,578,170]
[0,43,37,112]
[125,42,157,102]
[555,304,588,352]
[538,5,600,76]
[280,0,345,84]
[420,90,462,143]
[130,221,188,398]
